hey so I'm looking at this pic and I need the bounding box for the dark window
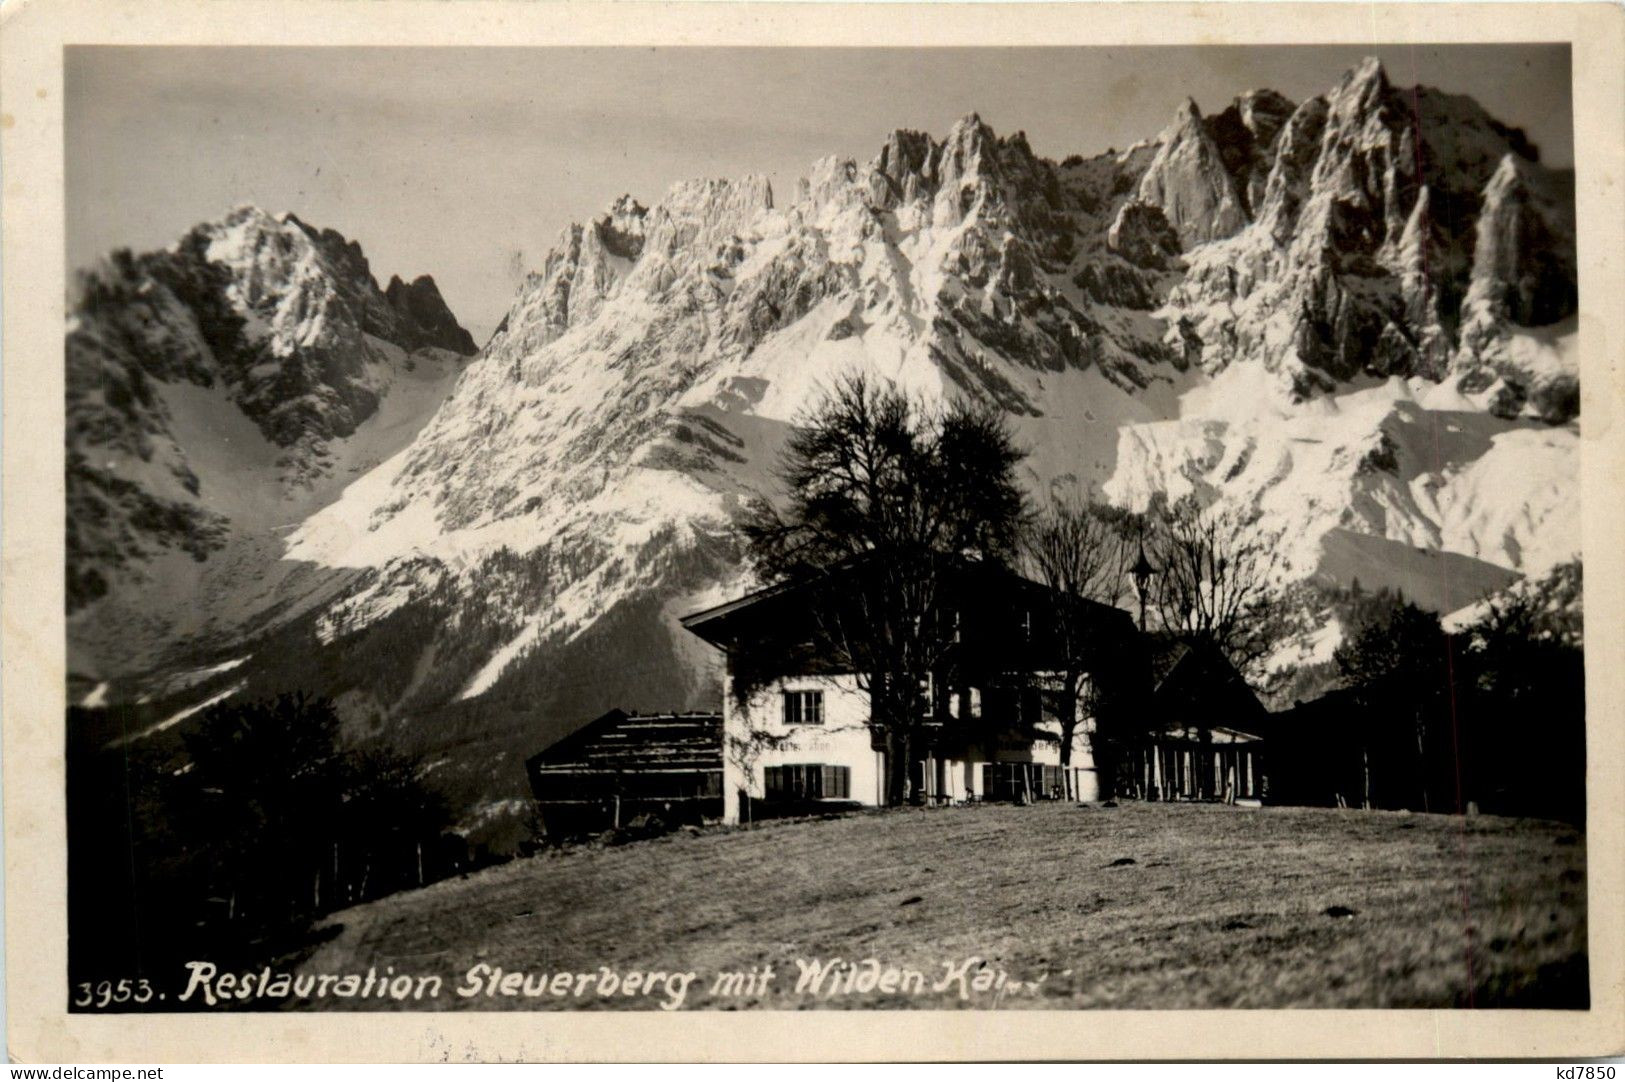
[984,685,1017,723]
[1042,764,1063,796]
[765,764,817,798]
[958,687,979,720]
[1019,686,1042,727]
[782,689,824,725]
[979,762,1063,801]
[764,763,849,801]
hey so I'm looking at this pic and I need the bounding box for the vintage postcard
[3,0,1623,1063]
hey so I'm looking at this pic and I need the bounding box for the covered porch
[1131,724,1264,804]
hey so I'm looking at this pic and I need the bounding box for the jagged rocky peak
[68,203,479,448]
[929,114,1065,238]
[1449,153,1579,421]
[639,174,776,271]
[939,111,1000,173]
[1235,88,1296,143]
[1146,53,1578,418]
[1137,96,1250,247]
[594,194,649,260]
[64,204,479,621]
[282,210,378,282]
[1203,88,1297,215]
[1253,93,1330,243]
[1467,154,1577,328]
[1332,54,1391,116]
[657,174,774,223]
[836,115,1062,230]
[176,203,479,358]
[1107,200,1182,269]
[1318,57,1412,211]
[187,205,333,311]
[384,274,479,355]
[200,207,374,319]
[870,127,938,207]
[486,176,775,358]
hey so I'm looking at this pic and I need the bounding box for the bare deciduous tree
[1146,495,1286,683]
[740,373,1027,806]
[1019,493,1134,797]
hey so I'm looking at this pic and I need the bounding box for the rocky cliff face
[67,206,477,672]
[1161,58,1576,407]
[69,58,1580,843]
[1136,98,1251,248]
[385,274,479,355]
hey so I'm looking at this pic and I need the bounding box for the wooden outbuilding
[525,709,724,838]
[1128,636,1268,803]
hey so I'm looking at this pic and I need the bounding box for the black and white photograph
[8,7,1615,1047]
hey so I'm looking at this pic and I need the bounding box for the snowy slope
[1102,361,1580,587]
[67,208,478,680]
[69,57,1581,839]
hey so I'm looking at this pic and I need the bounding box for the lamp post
[1130,542,1156,632]
[1128,537,1159,802]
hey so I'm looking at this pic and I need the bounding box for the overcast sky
[66,44,1572,340]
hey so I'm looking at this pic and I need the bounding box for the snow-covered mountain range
[68,57,1579,838]
[68,205,477,680]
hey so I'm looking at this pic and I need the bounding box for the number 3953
[73,978,157,1008]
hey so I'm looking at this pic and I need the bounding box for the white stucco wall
[724,674,885,821]
[720,671,1104,822]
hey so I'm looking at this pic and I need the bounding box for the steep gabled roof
[1145,633,1266,728]
[1147,635,1195,689]
[527,709,724,775]
[678,577,803,642]
[680,551,1136,653]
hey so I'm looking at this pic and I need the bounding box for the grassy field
[297,802,1586,1010]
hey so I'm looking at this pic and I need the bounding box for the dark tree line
[68,692,456,996]
[1271,564,1584,822]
